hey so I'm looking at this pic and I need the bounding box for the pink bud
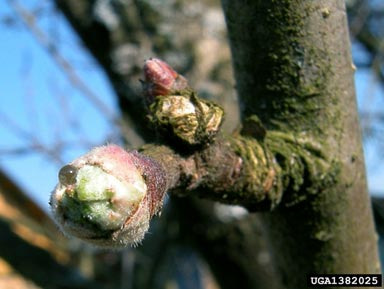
[142,58,188,103]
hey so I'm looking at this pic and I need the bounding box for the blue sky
[0,1,383,212]
[0,1,119,210]
[356,68,384,195]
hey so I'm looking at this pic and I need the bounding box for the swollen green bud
[50,145,166,248]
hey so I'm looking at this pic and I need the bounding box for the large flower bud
[50,145,166,248]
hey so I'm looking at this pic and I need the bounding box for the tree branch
[50,59,335,251]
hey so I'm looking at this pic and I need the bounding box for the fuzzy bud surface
[50,145,166,248]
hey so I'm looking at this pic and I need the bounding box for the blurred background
[0,0,383,288]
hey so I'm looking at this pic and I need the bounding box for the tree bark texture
[221,0,380,288]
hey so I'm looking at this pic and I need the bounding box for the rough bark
[221,0,380,288]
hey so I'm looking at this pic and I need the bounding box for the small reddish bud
[142,58,188,103]
[50,145,166,248]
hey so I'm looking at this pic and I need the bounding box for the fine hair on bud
[50,145,166,248]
